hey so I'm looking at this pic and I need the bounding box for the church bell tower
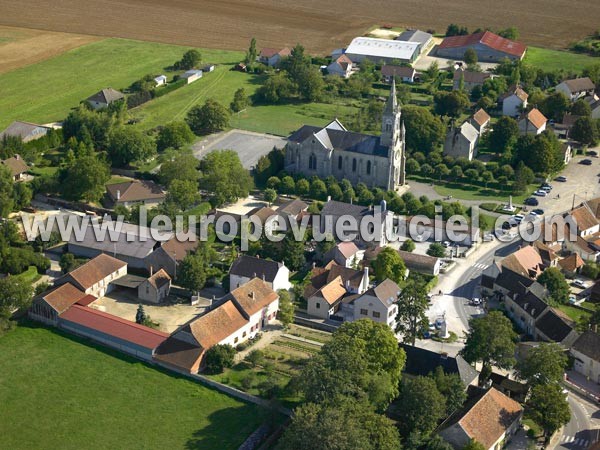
[380,78,401,148]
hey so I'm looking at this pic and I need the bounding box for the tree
[516,342,568,387]
[177,245,216,292]
[372,247,406,284]
[0,276,33,333]
[431,366,467,416]
[198,150,253,206]
[425,61,439,82]
[297,66,325,102]
[434,163,450,181]
[279,398,401,450]
[461,311,517,382]
[489,116,519,155]
[256,72,295,103]
[58,147,111,203]
[245,349,265,368]
[107,127,156,167]
[462,440,486,450]
[309,178,327,200]
[401,239,416,252]
[395,376,446,436]
[571,99,592,116]
[204,344,236,373]
[526,384,571,442]
[12,182,32,210]
[230,88,249,112]
[186,99,230,135]
[281,231,306,270]
[158,152,199,185]
[581,262,600,280]
[463,48,478,65]
[570,116,599,145]
[166,179,200,210]
[396,278,429,346]
[299,320,406,410]
[59,253,81,274]
[175,49,201,70]
[296,178,310,197]
[446,24,469,36]
[263,188,277,204]
[537,267,570,305]
[135,304,147,324]
[156,121,195,151]
[427,243,446,257]
[245,37,257,65]
[540,92,571,122]
[434,90,470,117]
[403,105,445,153]
[498,27,519,40]
[277,289,295,328]
[0,165,14,218]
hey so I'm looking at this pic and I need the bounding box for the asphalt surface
[553,393,600,450]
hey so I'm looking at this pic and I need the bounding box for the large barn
[437,31,527,62]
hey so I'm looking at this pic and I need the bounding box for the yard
[524,46,598,74]
[556,304,592,323]
[0,323,267,449]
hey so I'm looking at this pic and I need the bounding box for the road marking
[473,263,489,270]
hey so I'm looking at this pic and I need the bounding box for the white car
[573,279,587,289]
[534,190,547,197]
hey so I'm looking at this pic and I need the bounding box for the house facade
[502,86,528,117]
[327,55,353,78]
[258,47,291,67]
[352,279,400,328]
[285,80,406,190]
[229,255,291,292]
[444,121,479,160]
[571,331,600,383]
[138,269,171,304]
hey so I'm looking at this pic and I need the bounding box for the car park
[555,176,567,182]
[524,197,539,206]
[581,159,593,165]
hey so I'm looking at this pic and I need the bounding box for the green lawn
[0,38,202,129]
[556,304,591,323]
[0,324,266,450]
[524,46,599,73]
[14,266,41,283]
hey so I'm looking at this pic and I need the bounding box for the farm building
[87,88,125,110]
[0,121,51,143]
[395,29,433,55]
[437,31,527,62]
[29,282,93,326]
[154,75,167,86]
[181,70,202,84]
[344,37,420,64]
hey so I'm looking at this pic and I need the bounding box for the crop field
[0,324,266,450]
[1,0,599,54]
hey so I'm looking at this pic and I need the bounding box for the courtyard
[192,129,287,170]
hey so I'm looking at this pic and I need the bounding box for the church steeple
[381,77,401,147]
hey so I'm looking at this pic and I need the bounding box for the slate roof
[106,180,165,203]
[276,198,308,216]
[453,69,491,84]
[229,255,284,283]
[320,199,376,219]
[288,125,390,157]
[381,64,416,79]
[60,304,168,350]
[572,331,600,361]
[36,282,88,314]
[535,308,576,343]
[87,88,125,104]
[0,155,29,177]
[494,268,537,295]
[513,290,549,319]
[397,250,439,273]
[400,344,479,387]
[363,278,400,307]
[396,29,433,46]
[439,31,527,58]
[0,121,50,141]
[61,254,127,291]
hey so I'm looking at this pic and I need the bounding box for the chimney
[327,195,331,202]
[250,291,255,299]
[116,189,121,201]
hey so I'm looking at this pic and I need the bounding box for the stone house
[138,269,171,304]
[228,255,291,292]
[501,85,528,117]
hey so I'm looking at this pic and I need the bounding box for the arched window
[338,155,343,170]
[366,160,372,175]
[386,122,392,132]
[352,158,357,172]
[309,153,317,170]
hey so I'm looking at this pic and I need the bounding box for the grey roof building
[87,88,125,109]
[395,29,433,54]
[0,121,51,143]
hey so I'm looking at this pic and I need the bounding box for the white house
[469,108,491,134]
[55,253,127,298]
[327,54,354,78]
[501,85,528,117]
[571,331,600,384]
[444,121,480,160]
[229,255,291,292]
[555,77,596,101]
[381,65,416,83]
[518,108,547,135]
[154,75,167,86]
[181,70,202,84]
[352,279,400,329]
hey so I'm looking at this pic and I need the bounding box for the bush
[204,344,236,374]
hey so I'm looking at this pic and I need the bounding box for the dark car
[532,208,545,215]
[581,159,593,165]
[587,150,598,157]
[556,176,567,182]
[524,197,539,206]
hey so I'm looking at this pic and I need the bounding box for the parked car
[471,298,482,306]
[573,279,588,289]
[581,159,593,165]
[555,176,567,182]
[540,186,552,192]
[513,214,524,223]
[568,295,577,305]
[532,208,545,215]
[541,182,552,189]
[442,241,451,248]
[524,197,539,206]
[534,190,547,197]
[587,150,598,157]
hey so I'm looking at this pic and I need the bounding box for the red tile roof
[64,254,127,291]
[37,283,88,314]
[523,108,548,129]
[185,300,248,349]
[60,305,169,349]
[440,31,526,58]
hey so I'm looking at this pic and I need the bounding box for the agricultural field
[0,324,267,450]
[524,46,599,74]
[1,0,599,53]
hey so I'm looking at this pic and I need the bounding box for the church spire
[384,77,398,115]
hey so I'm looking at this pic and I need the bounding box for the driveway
[192,129,287,170]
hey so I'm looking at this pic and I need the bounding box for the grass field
[556,304,592,323]
[524,47,599,73]
[0,324,266,450]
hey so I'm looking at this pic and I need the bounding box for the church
[285,80,406,191]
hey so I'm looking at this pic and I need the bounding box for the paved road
[553,393,600,450]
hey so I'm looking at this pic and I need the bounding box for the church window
[386,122,392,132]
[338,156,343,170]
[309,153,317,170]
[366,161,371,175]
[352,158,357,172]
